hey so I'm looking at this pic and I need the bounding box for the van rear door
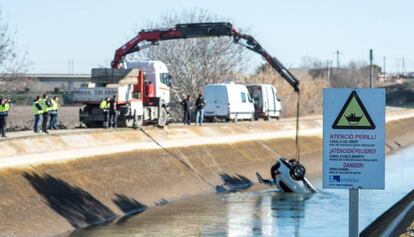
[204,85,228,117]
[247,85,263,113]
[272,86,282,116]
[263,85,270,114]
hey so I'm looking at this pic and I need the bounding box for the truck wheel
[158,107,167,127]
[124,118,134,128]
[134,115,143,128]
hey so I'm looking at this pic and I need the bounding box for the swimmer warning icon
[332,91,375,129]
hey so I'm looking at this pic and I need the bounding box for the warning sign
[323,88,385,190]
[332,91,375,129]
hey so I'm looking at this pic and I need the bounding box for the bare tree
[330,61,379,88]
[130,8,250,106]
[242,65,330,117]
[300,56,324,70]
[0,11,30,92]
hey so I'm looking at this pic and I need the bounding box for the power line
[402,57,405,76]
[369,49,373,88]
[68,59,74,74]
[326,60,332,81]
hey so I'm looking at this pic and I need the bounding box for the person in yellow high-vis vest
[48,96,59,130]
[99,97,110,128]
[33,96,43,133]
[0,98,10,138]
[40,94,51,134]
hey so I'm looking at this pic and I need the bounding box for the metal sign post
[349,188,359,237]
[323,88,385,237]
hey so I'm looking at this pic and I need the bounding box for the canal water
[67,146,414,237]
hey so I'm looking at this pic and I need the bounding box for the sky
[1,0,414,74]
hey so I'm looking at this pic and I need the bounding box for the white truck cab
[124,60,172,104]
[204,83,254,122]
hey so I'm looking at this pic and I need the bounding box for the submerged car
[257,157,316,193]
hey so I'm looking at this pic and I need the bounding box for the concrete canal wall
[0,109,414,237]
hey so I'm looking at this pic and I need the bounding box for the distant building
[406,72,414,79]
[25,73,91,92]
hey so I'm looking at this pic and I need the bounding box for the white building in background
[23,73,91,92]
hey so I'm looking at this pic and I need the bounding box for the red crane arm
[111,22,299,92]
[111,29,184,69]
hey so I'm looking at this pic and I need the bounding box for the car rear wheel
[290,164,306,181]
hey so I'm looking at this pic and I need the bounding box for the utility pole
[68,59,74,74]
[369,49,373,88]
[402,57,405,76]
[383,56,386,75]
[335,50,342,68]
[326,60,331,81]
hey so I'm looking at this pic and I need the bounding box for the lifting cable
[139,127,215,188]
[295,91,301,162]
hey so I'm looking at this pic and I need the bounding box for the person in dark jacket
[40,94,51,134]
[109,95,118,128]
[195,94,206,126]
[180,95,192,125]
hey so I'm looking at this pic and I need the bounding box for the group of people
[180,94,206,126]
[0,93,205,137]
[99,95,118,128]
[0,94,60,138]
[33,94,60,134]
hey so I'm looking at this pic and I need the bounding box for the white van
[247,84,282,120]
[204,83,255,122]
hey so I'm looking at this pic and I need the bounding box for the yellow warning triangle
[332,91,375,129]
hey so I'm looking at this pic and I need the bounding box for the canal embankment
[0,108,414,237]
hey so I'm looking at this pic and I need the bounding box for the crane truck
[75,22,300,128]
[73,60,171,128]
